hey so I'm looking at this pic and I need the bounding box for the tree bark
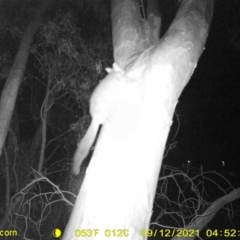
[63,0,214,239]
[0,0,54,156]
[38,73,53,173]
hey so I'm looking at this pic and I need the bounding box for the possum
[72,63,125,175]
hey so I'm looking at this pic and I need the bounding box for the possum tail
[72,119,99,175]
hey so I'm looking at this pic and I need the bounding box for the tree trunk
[38,73,53,173]
[63,0,214,239]
[0,0,53,156]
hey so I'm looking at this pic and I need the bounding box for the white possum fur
[72,63,125,175]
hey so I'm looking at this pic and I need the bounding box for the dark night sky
[163,1,240,184]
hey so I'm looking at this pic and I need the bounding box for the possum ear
[112,63,124,73]
[105,63,124,74]
[105,67,112,73]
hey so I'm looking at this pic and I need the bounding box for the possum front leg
[72,118,99,175]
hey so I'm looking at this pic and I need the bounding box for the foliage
[9,174,75,240]
[0,1,113,235]
[151,165,235,231]
[29,7,113,149]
